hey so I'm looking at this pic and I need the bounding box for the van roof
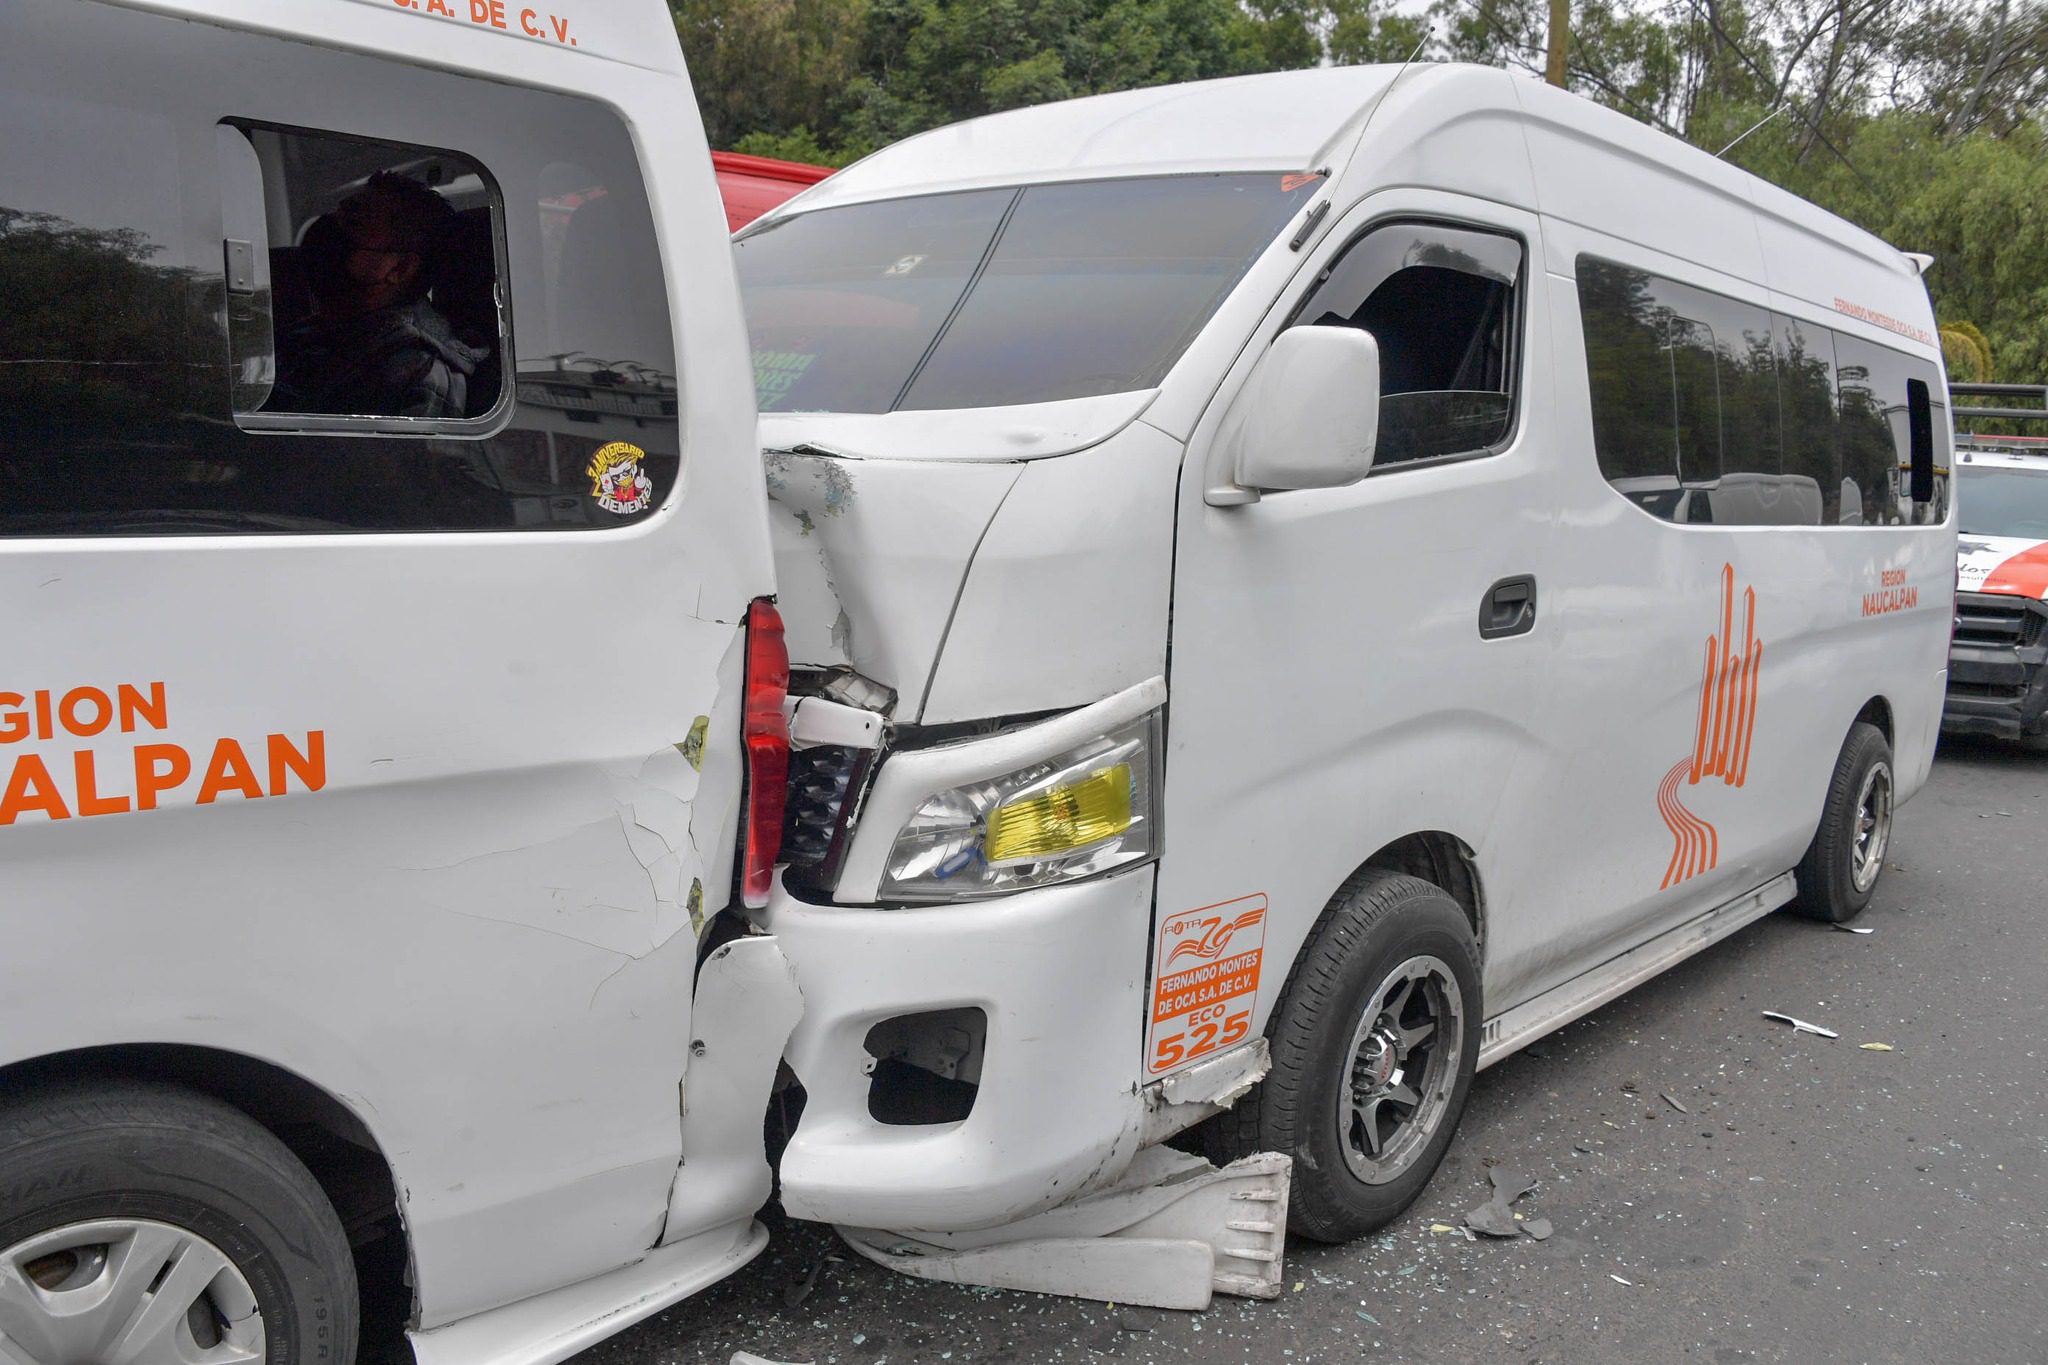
[798,66,1399,209]
[777,62,1931,353]
[114,0,686,80]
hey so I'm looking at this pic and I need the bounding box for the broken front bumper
[764,865,1156,1235]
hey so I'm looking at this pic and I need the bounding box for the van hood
[1958,535,2048,600]
[758,392,1154,463]
[764,449,1021,717]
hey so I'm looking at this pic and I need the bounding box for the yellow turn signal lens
[983,763,1135,865]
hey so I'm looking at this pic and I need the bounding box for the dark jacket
[273,298,488,420]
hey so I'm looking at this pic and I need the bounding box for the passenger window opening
[1291,222,1522,466]
[226,123,508,428]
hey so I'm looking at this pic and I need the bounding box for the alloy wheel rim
[0,1219,266,1365]
[1851,761,1893,894]
[1339,953,1464,1185]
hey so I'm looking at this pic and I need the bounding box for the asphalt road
[579,736,2048,1365]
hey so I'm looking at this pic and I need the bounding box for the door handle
[1479,575,1538,640]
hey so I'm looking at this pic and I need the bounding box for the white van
[734,65,1957,1270]
[1,2,800,1362]
[1944,384,2048,746]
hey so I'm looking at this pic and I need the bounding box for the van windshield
[735,173,1320,414]
[1958,463,2048,540]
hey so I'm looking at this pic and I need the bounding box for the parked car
[1944,383,2048,747]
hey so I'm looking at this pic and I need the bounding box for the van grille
[1955,593,2045,649]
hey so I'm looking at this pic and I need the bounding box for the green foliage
[676,0,2048,381]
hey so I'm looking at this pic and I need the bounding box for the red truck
[712,150,833,230]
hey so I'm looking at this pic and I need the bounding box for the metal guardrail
[1952,383,2048,424]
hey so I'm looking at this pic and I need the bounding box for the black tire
[0,1078,357,1365]
[1209,870,1481,1243]
[1790,721,1894,923]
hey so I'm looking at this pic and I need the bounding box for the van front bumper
[763,866,1155,1234]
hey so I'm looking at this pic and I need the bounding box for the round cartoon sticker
[587,441,654,515]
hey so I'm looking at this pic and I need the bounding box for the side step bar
[1478,871,1797,1070]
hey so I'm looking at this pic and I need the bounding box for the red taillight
[742,598,791,908]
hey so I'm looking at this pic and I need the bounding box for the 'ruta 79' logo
[1659,564,1763,890]
[1165,905,1268,966]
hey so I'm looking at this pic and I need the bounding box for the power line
[1676,0,1883,198]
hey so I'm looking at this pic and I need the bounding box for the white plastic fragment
[1832,923,1875,934]
[838,1149,1292,1310]
[1610,1274,1634,1286]
[1761,1011,1839,1038]
[732,1354,812,1365]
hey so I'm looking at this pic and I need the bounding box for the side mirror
[1207,326,1381,506]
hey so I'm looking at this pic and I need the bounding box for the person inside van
[271,170,488,420]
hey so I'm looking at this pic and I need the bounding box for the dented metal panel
[763,451,1019,718]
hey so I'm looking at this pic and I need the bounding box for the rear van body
[1,2,795,1362]
[734,66,1957,1258]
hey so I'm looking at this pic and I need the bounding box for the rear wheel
[1209,870,1481,1243]
[0,1079,357,1365]
[1790,721,1893,923]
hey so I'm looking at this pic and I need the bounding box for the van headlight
[878,711,1162,901]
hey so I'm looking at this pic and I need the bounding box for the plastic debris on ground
[1610,1273,1634,1286]
[1660,1092,1689,1114]
[1462,1166,1551,1242]
[1860,1042,1895,1051]
[783,1258,826,1310]
[732,1354,812,1365]
[1761,1010,1840,1038]
[1832,923,1876,934]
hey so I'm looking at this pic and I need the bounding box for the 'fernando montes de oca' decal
[587,441,654,515]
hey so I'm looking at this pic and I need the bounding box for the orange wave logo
[1661,565,1763,890]
[1165,905,1268,966]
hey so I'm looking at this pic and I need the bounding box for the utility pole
[1546,0,1568,87]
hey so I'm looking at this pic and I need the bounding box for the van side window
[0,8,682,537]
[1578,256,1947,527]
[1290,223,1522,465]
[225,125,507,427]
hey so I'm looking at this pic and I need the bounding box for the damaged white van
[736,64,1957,1293]
[2,2,798,1363]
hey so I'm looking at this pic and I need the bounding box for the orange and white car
[1946,384,2048,747]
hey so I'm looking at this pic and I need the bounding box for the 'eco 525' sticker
[1147,893,1267,1074]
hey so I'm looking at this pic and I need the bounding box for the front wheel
[0,1079,358,1365]
[1790,721,1894,923]
[1208,870,1481,1243]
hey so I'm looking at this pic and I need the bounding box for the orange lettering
[1,754,70,825]
[520,6,540,35]
[117,682,168,734]
[134,743,192,811]
[427,0,453,14]
[552,14,570,40]
[197,739,265,805]
[0,694,24,743]
[74,750,131,817]
[268,732,326,796]
[59,687,112,738]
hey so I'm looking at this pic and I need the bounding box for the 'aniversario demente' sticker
[587,441,653,515]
